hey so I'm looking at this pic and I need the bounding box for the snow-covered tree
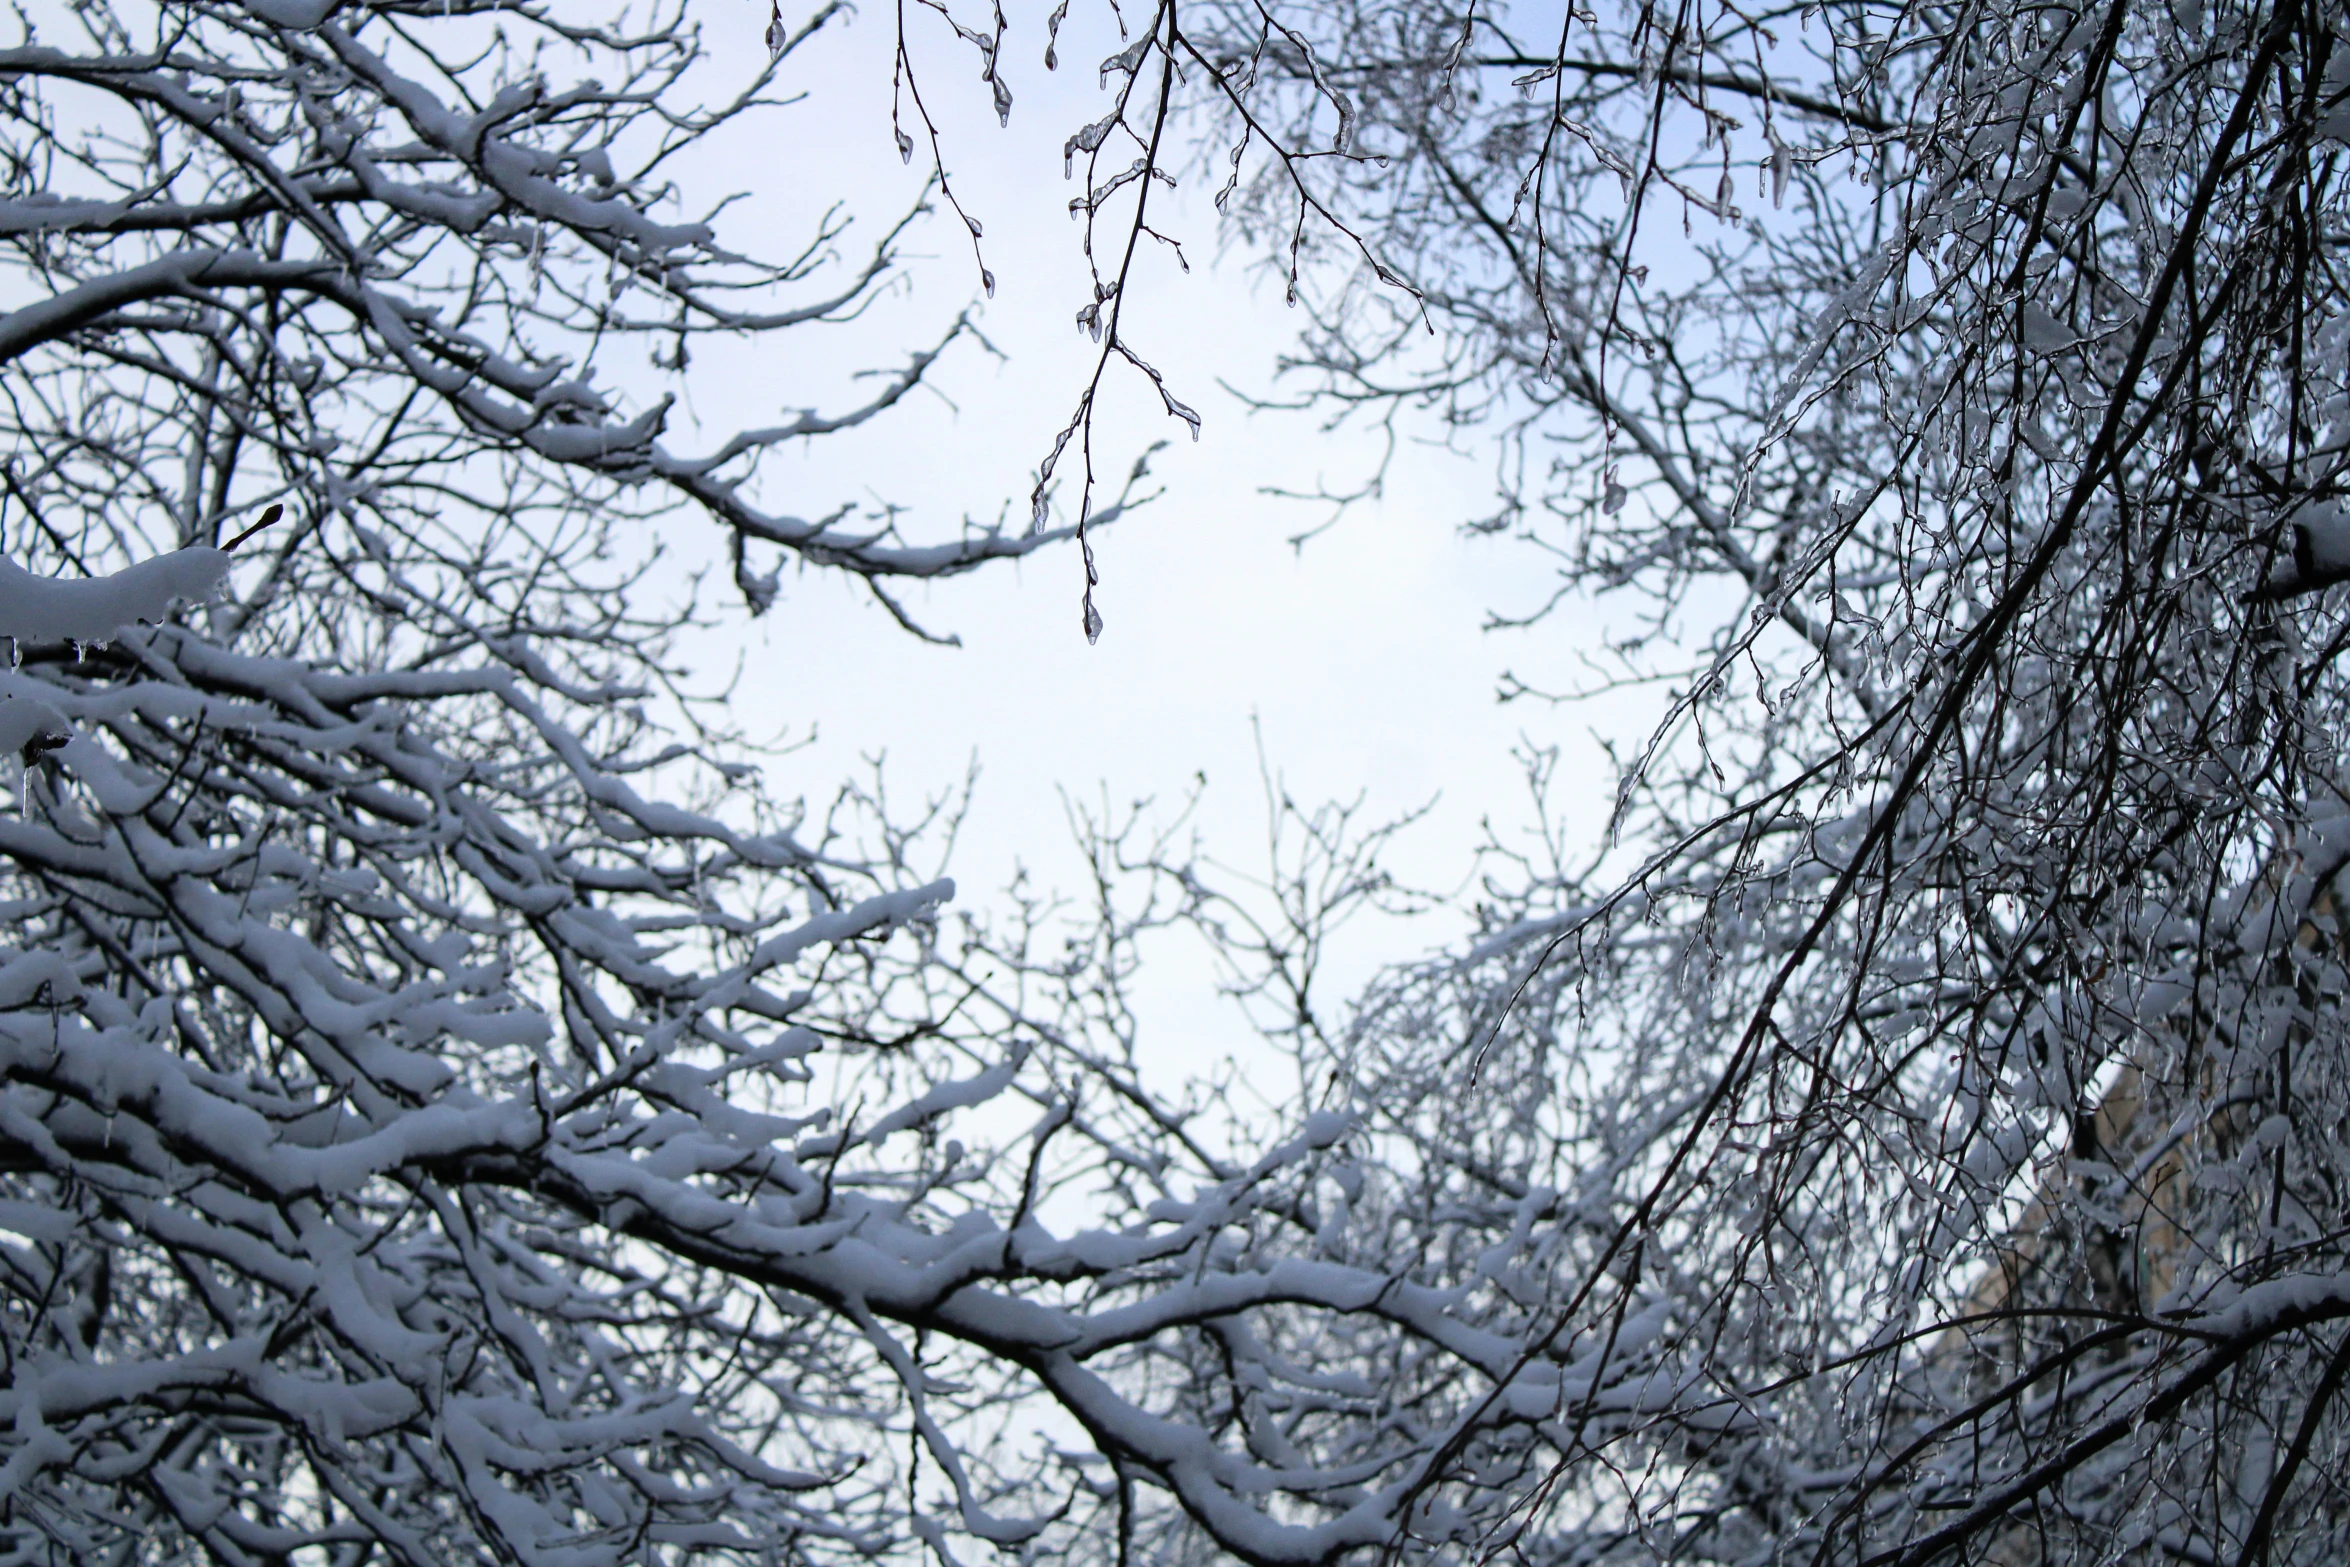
[1140,0,2350,1559]
[0,3,1745,1565]
[30,0,2350,1560]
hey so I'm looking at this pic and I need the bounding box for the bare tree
[1126,0,2350,1560]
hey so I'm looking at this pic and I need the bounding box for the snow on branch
[1162,0,2350,1557]
[0,549,227,646]
[0,3,1651,1563]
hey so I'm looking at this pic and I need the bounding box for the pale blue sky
[664,0,1653,1066]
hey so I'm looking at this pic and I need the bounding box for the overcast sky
[663,0,1652,1065]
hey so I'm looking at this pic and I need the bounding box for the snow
[2299,500,2350,574]
[238,0,335,27]
[0,548,228,645]
[2018,303,2079,355]
[17,2,2334,1560]
[860,1052,1027,1144]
